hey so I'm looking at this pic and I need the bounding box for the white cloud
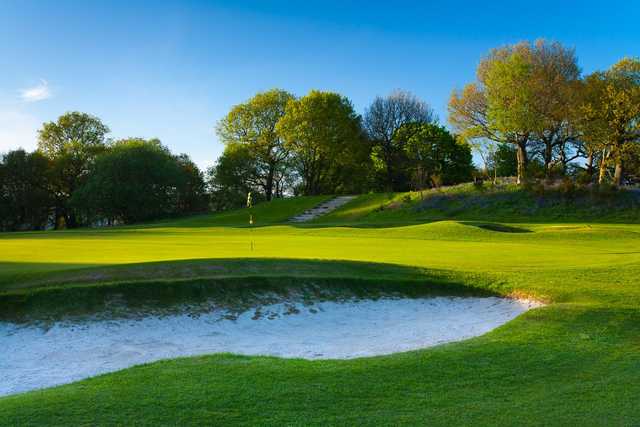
[0,110,39,153]
[19,79,52,102]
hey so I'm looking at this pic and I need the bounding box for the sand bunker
[0,296,540,397]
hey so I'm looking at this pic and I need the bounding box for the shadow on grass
[469,223,533,233]
[0,258,507,323]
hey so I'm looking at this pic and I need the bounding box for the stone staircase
[289,196,356,223]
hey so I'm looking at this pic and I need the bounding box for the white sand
[0,296,540,397]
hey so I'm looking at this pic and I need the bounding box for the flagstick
[247,192,254,252]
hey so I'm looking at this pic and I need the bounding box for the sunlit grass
[1,190,640,425]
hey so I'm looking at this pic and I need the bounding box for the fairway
[1,195,640,425]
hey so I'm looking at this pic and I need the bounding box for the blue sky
[1,0,638,169]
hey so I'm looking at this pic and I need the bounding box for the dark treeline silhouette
[1,112,207,231]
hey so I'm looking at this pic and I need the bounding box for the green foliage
[276,90,370,195]
[37,112,110,228]
[484,46,538,134]
[580,57,640,185]
[216,89,294,200]
[364,90,435,190]
[72,139,206,224]
[394,123,473,188]
[0,150,52,231]
[450,40,582,184]
[493,143,518,177]
[208,143,263,210]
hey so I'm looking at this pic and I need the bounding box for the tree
[207,143,263,210]
[73,139,205,223]
[469,139,498,181]
[580,58,640,186]
[393,123,473,190]
[493,143,518,178]
[37,112,109,228]
[450,40,579,184]
[216,89,294,201]
[0,150,52,231]
[526,41,582,177]
[449,80,524,180]
[364,90,435,190]
[175,154,209,213]
[276,90,369,195]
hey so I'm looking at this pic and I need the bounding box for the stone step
[289,196,356,223]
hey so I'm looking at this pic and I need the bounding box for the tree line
[3,91,474,230]
[1,112,207,231]
[449,39,640,186]
[210,89,472,209]
[2,39,638,230]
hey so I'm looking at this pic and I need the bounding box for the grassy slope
[1,187,640,425]
[315,182,640,224]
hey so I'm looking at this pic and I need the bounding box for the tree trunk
[559,147,567,175]
[614,160,624,187]
[586,151,594,179]
[516,142,528,185]
[66,212,77,229]
[265,167,274,201]
[543,141,553,178]
[598,149,609,184]
[383,140,395,191]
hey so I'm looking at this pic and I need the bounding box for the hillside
[314,182,640,225]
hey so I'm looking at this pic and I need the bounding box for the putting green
[1,193,639,425]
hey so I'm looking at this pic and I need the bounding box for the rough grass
[315,182,640,225]
[1,186,640,425]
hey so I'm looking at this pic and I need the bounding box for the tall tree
[217,89,294,201]
[581,58,640,186]
[450,40,579,184]
[364,90,435,190]
[449,79,524,181]
[526,41,582,177]
[0,150,52,231]
[276,90,368,195]
[37,111,109,227]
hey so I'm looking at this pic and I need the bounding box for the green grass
[1,187,640,425]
